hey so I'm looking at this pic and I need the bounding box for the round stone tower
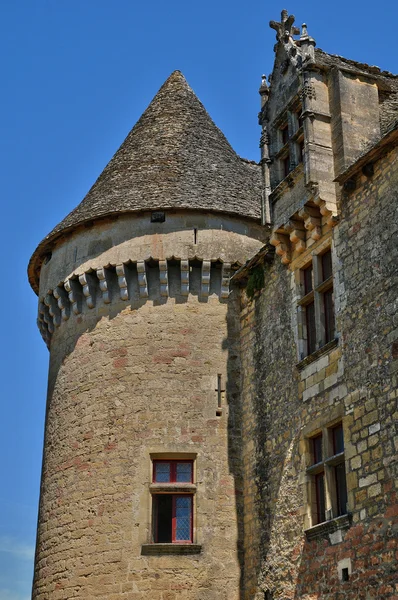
[28,71,266,600]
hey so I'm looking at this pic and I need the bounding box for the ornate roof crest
[269,9,300,43]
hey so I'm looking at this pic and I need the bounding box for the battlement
[38,257,234,346]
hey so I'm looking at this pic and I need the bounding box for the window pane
[283,156,290,178]
[155,495,172,542]
[315,473,326,524]
[321,250,332,281]
[332,423,344,454]
[174,496,192,541]
[312,434,323,464]
[335,462,348,516]
[324,288,335,343]
[303,265,313,294]
[176,462,192,482]
[282,125,289,145]
[306,302,316,355]
[154,462,171,482]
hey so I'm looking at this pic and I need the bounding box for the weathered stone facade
[29,10,397,600]
[233,10,398,600]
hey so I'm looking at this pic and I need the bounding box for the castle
[28,10,398,600]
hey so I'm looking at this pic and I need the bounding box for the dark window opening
[194,228,198,244]
[281,125,289,145]
[312,434,323,464]
[315,472,326,524]
[303,264,313,294]
[335,462,348,517]
[324,288,335,343]
[153,494,193,543]
[341,568,349,582]
[306,302,316,356]
[332,423,344,455]
[283,155,290,178]
[321,250,333,281]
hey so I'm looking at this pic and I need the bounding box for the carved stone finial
[269,9,300,43]
[301,23,308,38]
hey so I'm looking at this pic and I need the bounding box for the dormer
[260,10,397,267]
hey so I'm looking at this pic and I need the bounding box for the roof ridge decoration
[269,9,316,71]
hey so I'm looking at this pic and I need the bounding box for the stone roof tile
[28,70,262,293]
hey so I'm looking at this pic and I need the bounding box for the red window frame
[153,460,193,483]
[153,494,193,544]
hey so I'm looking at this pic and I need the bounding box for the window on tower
[152,460,194,544]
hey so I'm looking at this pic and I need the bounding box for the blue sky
[0,1,396,598]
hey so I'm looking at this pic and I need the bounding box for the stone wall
[32,213,265,600]
[237,143,398,598]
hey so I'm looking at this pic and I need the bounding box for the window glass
[303,265,313,294]
[312,434,323,464]
[321,250,333,281]
[176,462,192,482]
[332,423,344,454]
[154,462,171,482]
[306,302,316,355]
[335,462,348,516]
[315,473,326,524]
[324,288,335,343]
[174,496,192,541]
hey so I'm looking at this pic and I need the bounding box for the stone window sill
[149,483,197,494]
[304,513,351,541]
[296,338,339,371]
[141,543,202,555]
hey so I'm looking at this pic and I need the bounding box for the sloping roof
[28,70,262,293]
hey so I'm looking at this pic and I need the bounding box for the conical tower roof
[28,70,262,293]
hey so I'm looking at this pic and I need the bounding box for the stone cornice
[37,257,234,348]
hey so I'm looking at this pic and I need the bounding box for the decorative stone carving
[181,260,189,296]
[79,272,96,309]
[201,261,211,297]
[270,10,300,42]
[44,292,61,328]
[284,220,306,254]
[159,260,169,297]
[300,83,316,101]
[137,262,149,298]
[270,232,291,265]
[221,263,231,299]
[97,267,111,304]
[299,206,322,241]
[36,257,239,345]
[116,264,129,301]
[53,286,70,321]
[64,278,81,315]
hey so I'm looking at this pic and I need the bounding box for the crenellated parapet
[37,256,236,347]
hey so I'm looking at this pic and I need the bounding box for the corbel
[116,264,129,301]
[96,267,111,304]
[201,261,211,297]
[64,278,82,315]
[221,263,232,299]
[137,261,148,298]
[79,272,97,309]
[53,285,70,321]
[44,292,61,327]
[299,206,322,240]
[270,231,291,265]
[159,260,169,297]
[181,260,189,296]
[284,219,306,254]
